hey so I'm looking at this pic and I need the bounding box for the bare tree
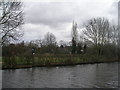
[35,39,44,48]
[43,32,57,46]
[0,0,24,45]
[83,17,113,55]
[110,25,118,45]
[42,32,57,53]
[84,18,110,46]
[59,40,69,47]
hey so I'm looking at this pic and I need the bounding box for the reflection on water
[2,62,118,88]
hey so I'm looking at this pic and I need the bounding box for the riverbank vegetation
[2,54,118,69]
[1,1,120,69]
[2,18,119,69]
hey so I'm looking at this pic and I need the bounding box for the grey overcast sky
[21,0,118,42]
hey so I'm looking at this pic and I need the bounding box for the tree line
[1,0,120,60]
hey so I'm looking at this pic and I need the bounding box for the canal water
[2,62,118,88]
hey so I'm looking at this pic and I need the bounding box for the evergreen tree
[72,37,76,54]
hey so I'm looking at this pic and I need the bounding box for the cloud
[23,23,72,42]
[22,0,118,42]
[24,2,77,28]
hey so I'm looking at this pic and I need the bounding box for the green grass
[2,54,118,69]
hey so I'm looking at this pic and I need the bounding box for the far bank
[2,54,119,69]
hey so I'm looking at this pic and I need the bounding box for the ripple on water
[2,62,119,88]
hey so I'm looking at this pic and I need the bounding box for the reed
[2,54,118,69]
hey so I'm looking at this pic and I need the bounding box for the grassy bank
[2,54,118,69]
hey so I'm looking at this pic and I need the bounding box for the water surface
[2,62,118,88]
